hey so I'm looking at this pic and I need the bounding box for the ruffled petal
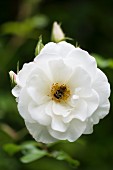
[48,59,72,83]
[66,119,86,142]
[26,74,51,105]
[17,62,36,87]
[63,99,88,122]
[74,87,93,98]
[27,86,50,105]
[65,48,97,80]
[25,121,57,143]
[52,101,72,117]
[92,68,110,105]
[37,41,75,58]
[91,99,110,124]
[84,89,99,117]
[28,102,51,126]
[18,88,35,123]
[83,99,110,135]
[35,52,61,64]
[51,116,68,132]
[12,85,21,98]
[48,119,86,142]
[45,101,53,116]
[67,94,79,107]
[83,120,93,134]
[67,66,91,91]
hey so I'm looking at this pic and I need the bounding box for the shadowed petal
[92,68,110,105]
[18,88,35,123]
[12,85,21,98]
[67,66,91,92]
[51,116,68,132]
[84,90,99,117]
[28,102,51,126]
[52,101,72,117]
[63,100,88,122]
[17,62,36,87]
[25,121,57,143]
[48,59,72,83]
[66,48,97,80]
[48,119,86,142]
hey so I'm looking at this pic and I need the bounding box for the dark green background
[0,0,113,170]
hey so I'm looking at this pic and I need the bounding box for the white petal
[48,119,86,142]
[26,66,51,89]
[37,41,75,58]
[83,99,110,135]
[34,53,63,81]
[45,101,53,116]
[12,85,21,97]
[17,62,36,87]
[67,66,91,91]
[25,121,57,143]
[56,41,75,58]
[18,88,35,123]
[83,120,93,134]
[28,102,51,126]
[67,90,99,122]
[48,59,72,83]
[66,119,86,142]
[92,68,110,105]
[48,126,67,140]
[63,99,88,122]
[37,42,57,55]
[35,52,61,64]
[52,102,72,117]
[26,74,50,105]
[84,89,99,117]
[75,87,93,98]
[27,86,50,105]
[91,99,110,124]
[65,48,97,80]
[67,95,79,107]
[51,116,68,132]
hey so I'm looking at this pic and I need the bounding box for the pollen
[51,83,70,102]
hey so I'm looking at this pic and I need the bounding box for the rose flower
[11,41,110,143]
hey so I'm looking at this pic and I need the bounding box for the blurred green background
[0,0,113,170]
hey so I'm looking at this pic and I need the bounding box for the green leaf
[3,143,21,156]
[92,53,113,69]
[52,151,80,168]
[20,148,47,163]
[20,141,47,163]
[21,141,38,149]
[1,15,48,36]
[35,35,44,56]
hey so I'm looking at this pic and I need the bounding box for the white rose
[12,41,110,143]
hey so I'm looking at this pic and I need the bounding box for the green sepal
[35,35,44,56]
[51,150,80,168]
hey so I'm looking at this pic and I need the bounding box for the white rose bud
[51,22,65,42]
[9,71,17,85]
[11,41,110,143]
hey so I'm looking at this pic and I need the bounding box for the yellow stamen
[51,83,70,102]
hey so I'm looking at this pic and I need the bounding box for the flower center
[51,83,70,102]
